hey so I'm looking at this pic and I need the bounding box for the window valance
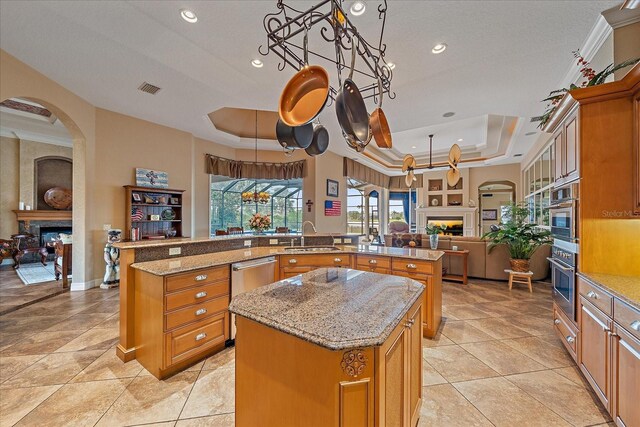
[343,158,424,189]
[388,174,423,190]
[206,154,307,180]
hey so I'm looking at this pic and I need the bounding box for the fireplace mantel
[13,210,72,227]
[416,207,478,237]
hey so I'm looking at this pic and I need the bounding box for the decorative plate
[161,208,176,220]
[44,187,72,210]
[131,207,144,221]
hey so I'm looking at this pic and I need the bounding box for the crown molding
[558,15,613,89]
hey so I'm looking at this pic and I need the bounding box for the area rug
[15,262,63,285]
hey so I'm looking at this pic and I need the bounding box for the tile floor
[0,275,613,427]
[0,265,67,315]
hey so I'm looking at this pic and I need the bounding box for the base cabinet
[611,325,640,427]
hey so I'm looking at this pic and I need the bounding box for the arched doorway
[0,96,87,308]
[478,180,516,235]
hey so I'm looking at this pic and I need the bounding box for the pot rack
[259,0,395,102]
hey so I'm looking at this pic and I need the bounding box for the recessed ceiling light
[180,9,198,23]
[443,112,455,118]
[411,145,417,149]
[386,62,396,70]
[457,138,463,142]
[350,1,366,16]
[432,43,447,54]
[525,131,536,136]
[251,59,264,68]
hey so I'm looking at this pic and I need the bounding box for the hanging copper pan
[370,74,392,149]
[278,28,330,127]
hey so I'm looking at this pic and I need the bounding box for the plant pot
[510,258,530,272]
[429,234,439,250]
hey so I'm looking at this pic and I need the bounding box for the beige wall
[19,139,72,208]
[613,21,640,80]
[313,151,347,233]
[0,136,20,237]
[479,191,513,234]
[469,163,522,202]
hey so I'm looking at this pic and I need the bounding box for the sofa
[384,234,550,281]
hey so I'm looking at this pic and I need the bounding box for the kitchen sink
[283,246,341,252]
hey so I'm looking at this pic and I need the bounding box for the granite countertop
[229,268,425,350]
[130,244,444,276]
[578,272,640,310]
[113,233,361,249]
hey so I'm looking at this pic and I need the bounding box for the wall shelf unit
[124,185,185,240]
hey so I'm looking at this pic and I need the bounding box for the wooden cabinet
[134,265,230,379]
[124,185,184,240]
[279,254,353,279]
[579,297,612,411]
[611,324,640,427]
[553,303,579,362]
[552,109,580,186]
[634,90,640,215]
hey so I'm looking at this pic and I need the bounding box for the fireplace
[427,217,463,236]
[40,226,72,254]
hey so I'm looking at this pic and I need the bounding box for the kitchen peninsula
[230,268,425,427]
[115,235,444,379]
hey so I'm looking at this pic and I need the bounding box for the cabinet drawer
[578,277,613,317]
[280,254,351,267]
[392,270,429,283]
[165,295,229,331]
[356,255,391,270]
[165,280,229,312]
[358,266,391,275]
[553,304,578,361]
[614,299,640,341]
[392,258,434,275]
[165,313,228,366]
[166,266,229,293]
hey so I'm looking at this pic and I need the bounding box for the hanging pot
[305,123,329,156]
[335,41,371,145]
[278,27,330,127]
[370,72,393,149]
[276,119,313,149]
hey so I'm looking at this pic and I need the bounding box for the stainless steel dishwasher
[230,256,277,340]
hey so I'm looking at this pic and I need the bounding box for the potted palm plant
[482,202,552,272]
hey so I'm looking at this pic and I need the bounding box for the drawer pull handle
[566,336,575,344]
[554,319,561,325]
[586,291,598,299]
[631,320,640,331]
[195,333,207,341]
[334,258,342,263]
[195,308,207,316]
[405,319,415,327]
[369,259,377,264]
[289,259,297,264]
[195,291,208,299]
[195,274,208,281]
[407,263,417,270]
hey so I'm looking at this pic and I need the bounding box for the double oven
[548,183,579,322]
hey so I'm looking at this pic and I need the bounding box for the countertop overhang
[229,268,425,351]
[130,244,444,276]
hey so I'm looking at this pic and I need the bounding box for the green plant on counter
[425,224,447,235]
[532,50,639,128]
[482,202,552,260]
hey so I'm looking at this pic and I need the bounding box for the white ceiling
[0,0,619,174]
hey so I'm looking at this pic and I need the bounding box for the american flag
[324,200,341,216]
[131,208,144,221]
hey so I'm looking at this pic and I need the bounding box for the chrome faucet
[301,221,317,247]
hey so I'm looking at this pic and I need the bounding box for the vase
[510,258,530,272]
[429,234,439,250]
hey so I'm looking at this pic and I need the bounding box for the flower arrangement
[532,50,639,129]
[248,213,271,233]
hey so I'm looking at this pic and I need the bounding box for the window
[209,177,302,235]
[389,199,404,222]
[347,179,365,234]
[524,145,553,227]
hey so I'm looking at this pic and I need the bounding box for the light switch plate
[103,224,111,231]
[269,239,278,245]
[334,238,342,244]
[244,240,252,247]
[169,247,181,256]
[344,238,352,244]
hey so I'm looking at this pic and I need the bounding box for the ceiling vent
[138,82,161,95]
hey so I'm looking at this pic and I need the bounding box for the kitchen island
[229,268,425,427]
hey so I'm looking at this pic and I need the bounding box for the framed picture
[169,197,179,205]
[482,209,498,221]
[135,168,168,188]
[149,214,160,221]
[132,193,142,202]
[326,179,339,197]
